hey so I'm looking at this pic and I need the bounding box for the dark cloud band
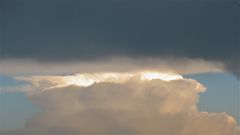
[0,0,239,74]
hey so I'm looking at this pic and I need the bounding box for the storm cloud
[1,74,239,135]
[0,0,239,75]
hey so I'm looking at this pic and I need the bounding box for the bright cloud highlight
[16,71,183,93]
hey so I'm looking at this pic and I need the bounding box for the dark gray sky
[0,0,239,74]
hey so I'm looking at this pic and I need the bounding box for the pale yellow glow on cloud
[63,72,134,87]
[139,71,183,81]
[16,71,184,92]
[65,71,183,87]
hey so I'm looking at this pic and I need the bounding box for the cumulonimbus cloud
[1,72,239,135]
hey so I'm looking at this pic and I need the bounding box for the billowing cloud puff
[1,72,239,135]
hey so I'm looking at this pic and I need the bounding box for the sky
[0,0,240,135]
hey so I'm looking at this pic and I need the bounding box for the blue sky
[0,75,40,131]
[0,92,40,131]
[185,73,240,122]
